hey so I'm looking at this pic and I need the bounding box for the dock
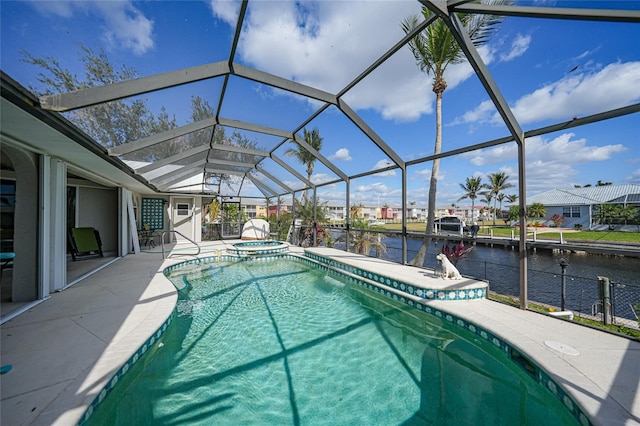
[433,234,640,258]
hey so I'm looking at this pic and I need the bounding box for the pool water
[88,258,579,425]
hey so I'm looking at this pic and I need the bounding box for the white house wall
[2,143,40,302]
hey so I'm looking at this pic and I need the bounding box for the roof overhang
[1,73,158,194]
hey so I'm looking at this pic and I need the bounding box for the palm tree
[506,194,518,204]
[458,176,486,222]
[294,197,329,247]
[350,203,363,219]
[402,3,507,267]
[285,127,323,201]
[348,217,387,257]
[486,172,514,225]
[598,203,618,229]
[480,192,494,221]
[527,202,546,225]
[496,193,506,222]
[618,205,637,226]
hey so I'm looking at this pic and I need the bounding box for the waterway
[337,235,640,321]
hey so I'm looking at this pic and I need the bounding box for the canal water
[338,235,640,321]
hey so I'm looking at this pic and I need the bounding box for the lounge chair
[69,227,104,261]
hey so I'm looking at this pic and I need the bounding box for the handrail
[161,230,201,260]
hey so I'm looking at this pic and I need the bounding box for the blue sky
[1,0,639,208]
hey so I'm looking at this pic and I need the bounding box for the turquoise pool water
[87,258,579,425]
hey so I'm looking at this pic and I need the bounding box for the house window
[563,206,580,218]
[177,203,189,216]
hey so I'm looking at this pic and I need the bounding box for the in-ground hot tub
[226,240,289,256]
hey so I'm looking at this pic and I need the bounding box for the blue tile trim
[78,310,176,425]
[303,251,486,301]
[225,241,289,256]
[80,252,592,426]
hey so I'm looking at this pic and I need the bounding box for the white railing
[161,230,201,259]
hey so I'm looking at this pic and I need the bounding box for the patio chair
[69,227,104,261]
[138,223,159,248]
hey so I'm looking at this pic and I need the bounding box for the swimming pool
[85,256,582,425]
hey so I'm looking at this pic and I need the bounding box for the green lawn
[485,227,640,243]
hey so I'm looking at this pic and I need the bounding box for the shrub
[549,213,565,227]
[441,241,472,266]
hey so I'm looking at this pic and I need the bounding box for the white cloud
[28,0,78,17]
[220,1,520,123]
[96,2,154,55]
[204,1,543,125]
[455,61,640,126]
[27,0,154,55]
[467,133,625,166]
[449,99,495,126]
[512,62,640,123]
[463,133,626,193]
[350,181,406,206]
[355,182,390,193]
[413,167,431,180]
[329,148,352,161]
[282,180,306,191]
[411,166,446,182]
[500,33,531,62]
[310,173,335,185]
[627,169,640,184]
[372,159,395,177]
[208,0,240,25]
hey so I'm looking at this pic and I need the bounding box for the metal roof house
[527,185,640,230]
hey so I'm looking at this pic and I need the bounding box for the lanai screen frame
[35,1,640,310]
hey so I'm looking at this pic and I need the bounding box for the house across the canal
[527,184,640,230]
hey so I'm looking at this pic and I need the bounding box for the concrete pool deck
[1,241,638,425]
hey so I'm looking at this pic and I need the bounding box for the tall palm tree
[458,176,486,222]
[402,3,507,267]
[486,172,514,225]
[285,127,323,201]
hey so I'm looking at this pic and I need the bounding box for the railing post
[559,258,568,311]
[598,276,611,325]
